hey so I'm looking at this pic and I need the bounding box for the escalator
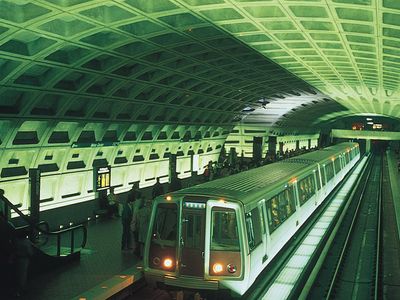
[0,194,87,275]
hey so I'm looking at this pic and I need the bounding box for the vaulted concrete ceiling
[0,0,399,128]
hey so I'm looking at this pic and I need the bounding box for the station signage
[93,165,111,191]
[72,141,119,148]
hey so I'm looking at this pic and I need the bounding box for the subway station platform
[23,217,140,300]
[19,175,204,300]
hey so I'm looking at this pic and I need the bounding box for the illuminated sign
[72,142,119,148]
[184,202,206,209]
[351,123,364,130]
[93,165,111,191]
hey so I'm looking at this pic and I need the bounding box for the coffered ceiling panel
[0,0,398,129]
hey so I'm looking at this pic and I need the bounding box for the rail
[0,194,87,256]
[326,155,382,299]
[375,156,382,299]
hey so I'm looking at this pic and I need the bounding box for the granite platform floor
[22,217,139,300]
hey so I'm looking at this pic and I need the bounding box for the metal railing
[0,194,87,256]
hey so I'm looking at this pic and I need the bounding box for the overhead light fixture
[257,98,270,109]
[242,106,255,113]
[367,122,373,125]
[366,118,373,121]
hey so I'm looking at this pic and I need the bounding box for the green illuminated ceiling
[178,0,400,119]
[0,0,399,127]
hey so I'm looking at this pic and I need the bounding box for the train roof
[286,142,357,163]
[174,142,358,204]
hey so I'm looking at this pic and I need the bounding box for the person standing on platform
[137,198,152,259]
[0,212,15,297]
[0,189,11,220]
[128,183,139,203]
[152,177,164,199]
[204,161,212,182]
[130,192,142,255]
[14,228,33,297]
[107,187,119,218]
[121,197,133,251]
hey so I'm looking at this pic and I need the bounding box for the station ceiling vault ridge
[0,0,319,127]
[175,0,400,119]
[0,0,398,129]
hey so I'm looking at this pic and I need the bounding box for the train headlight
[163,258,173,268]
[227,264,237,273]
[212,263,223,274]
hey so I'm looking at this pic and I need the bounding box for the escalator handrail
[16,220,50,234]
[0,195,87,251]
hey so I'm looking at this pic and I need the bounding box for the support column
[279,142,284,157]
[29,168,41,225]
[366,139,371,153]
[229,147,237,167]
[253,136,263,164]
[268,136,277,155]
[169,154,177,183]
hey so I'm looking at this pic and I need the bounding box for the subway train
[143,142,360,296]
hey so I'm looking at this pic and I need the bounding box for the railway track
[308,154,383,300]
[245,155,369,300]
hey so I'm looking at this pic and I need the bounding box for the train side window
[298,174,316,206]
[211,208,240,251]
[334,158,341,173]
[315,170,321,190]
[325,162,335,182]
[266,187,296,233]
[266,197,279,233]
[259,203,266,234]
[245,208,262,251]
[280,187,296,221]
[320,166,326,186]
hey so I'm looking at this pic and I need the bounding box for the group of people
[120,190,152,258]
[104,178,166,258]
[204,146,320,183]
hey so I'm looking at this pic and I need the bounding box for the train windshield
[211,208,240,251]
[151,203,178,246]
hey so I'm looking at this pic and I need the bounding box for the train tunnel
[0,1,399,299]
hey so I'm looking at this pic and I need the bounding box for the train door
[179,200,206,277]
[259,200,268,263]
[313,169,321,205]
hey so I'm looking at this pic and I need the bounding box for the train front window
[151,203,178,246]
[211,208,240,251]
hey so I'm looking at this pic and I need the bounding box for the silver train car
[143,142,360,296]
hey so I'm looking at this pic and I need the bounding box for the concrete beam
[331,129,400,141]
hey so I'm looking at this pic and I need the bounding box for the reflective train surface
[143,142,360,296]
